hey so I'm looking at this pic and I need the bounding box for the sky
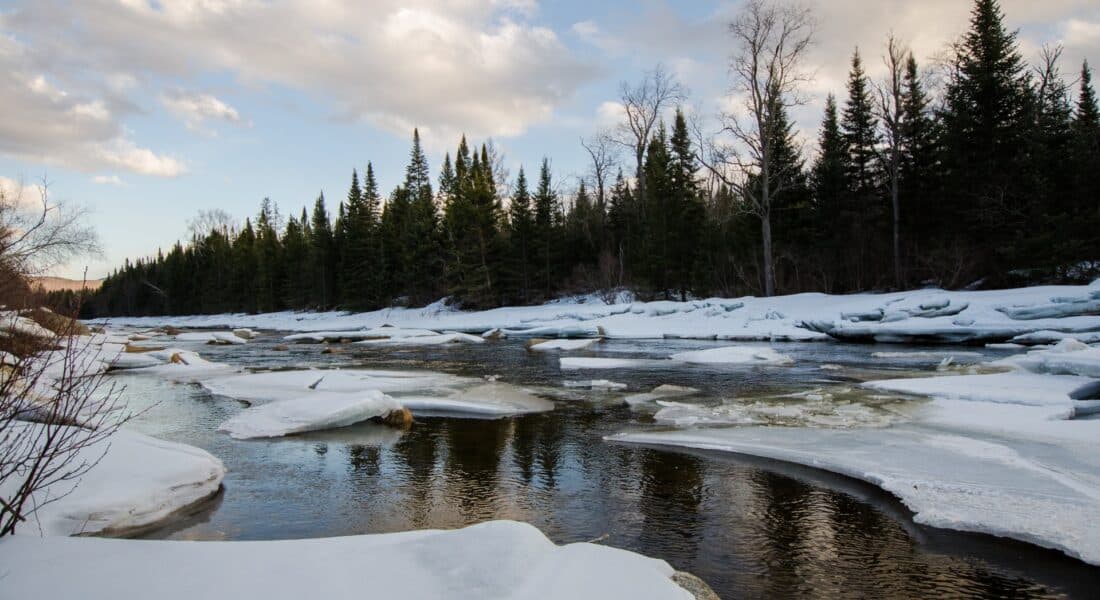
[1,0,1097,280]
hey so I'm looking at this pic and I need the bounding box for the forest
[82,0,1099,318]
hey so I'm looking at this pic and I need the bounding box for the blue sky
[1,0,1097,279]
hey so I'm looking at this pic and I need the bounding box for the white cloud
[160,89,243,132]
[91,174,124,186]
[0,38,186,177]
[3,0,597,144]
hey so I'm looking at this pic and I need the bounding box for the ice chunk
[564,379,627,390]
[201,369,472,405]
[398,383,554,416]
[560,357,672,370]
[174,331,248,345]
[999,339,1100,378]
[357,332,485,346]
[0,424,225,536]
[670,345,793,365]
[218,390,404,439]
[528,338,600,352]
[624,384,700,406]
[864,372,1095,407]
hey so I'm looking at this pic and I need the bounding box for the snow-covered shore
[0,520,695,600]
[89,281,1100,344]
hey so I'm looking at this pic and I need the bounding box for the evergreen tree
[668,109,704,299]
[1072,61,1100,221]
[532,158,560,299]
[404,129,442,303]
[506,167,535,303]
[811,94,847,291]
[309,192,335,309]
[254,199,282,313]
[841,48,884,288]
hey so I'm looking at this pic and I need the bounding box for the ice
[174,331,248,345]
[1011,330,1100,345]
[284,326,441,343]
[218,389,404,439]
[357,332,486,346]
[398,383,554,417]
[0,423,225,536]
[201,369,472,405]
[996,339,1100,378]
[528,338,601,352]
[201,370,551,417]
[136,350,239,383]
[107,351,164,370]
[560,357,672,370]
[997,296,1100,320]
[863,371,1095,408]
[623,384,700,406]
[871,350,982,358]
[501,324,604,338]
[669,345,793,365]
[608,426,1100,565]
[564,379,627,390]
[0,520,693,600]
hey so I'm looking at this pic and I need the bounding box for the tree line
[83,0,1099,318]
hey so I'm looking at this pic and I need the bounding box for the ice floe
[669,345,793,365]
[560,357,672,370]
[218,389,405,439]
[564,379,628,390]
[357,332,485,346]
[528,338,601,352]
[608,426,1100,565]
[624,384,700,406]
[0,424,225,536]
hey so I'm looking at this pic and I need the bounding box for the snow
[88,282,1100,346]
[398,383,554,417]
[0,424,225,536]
[528,338,601,352]
[669,345,793,365]
[284,326,442,343]
[0,520,692,600]
[608,426,1100,565]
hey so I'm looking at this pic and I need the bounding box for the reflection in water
[124,338,1099,599]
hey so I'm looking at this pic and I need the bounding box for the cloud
[91,174,124,186]
[160,89,243,132]
[3,0,598,144]
[0,32,186,177]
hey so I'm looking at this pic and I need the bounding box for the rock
[481,328,504,340]
[124,343,166,353]
[672,572,721,600]
[160,326,181,336]
[232,328,256,340]
[379,406,414,428]
[273,344,289,351]
[320,347,345,355]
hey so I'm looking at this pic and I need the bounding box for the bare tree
[0,329,129,535]
[697,0,815,297]
[187,209,238,239]
[875,35,908,289]
[580,130,619,209]
[614,65,686,202]
[0,178,100,277]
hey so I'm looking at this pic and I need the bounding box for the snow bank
[218,390,404,439]
[608,426,1100,565]
[89,282,1100,346]
[0,520,693,600]
[670,345,793,365]
[0,424,225,536]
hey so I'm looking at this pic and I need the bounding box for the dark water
[118,335,1100,599]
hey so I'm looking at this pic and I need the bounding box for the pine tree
[899,56,939,257]
[939,0,1033,274]
[254,199,282,313]
[280,214,311,308]
[404,129,442,303]
[811,95,847,291]
[668,109,704,299]
[1073,61,1100,220]
[532,158,559,299]
[506,167,535,303]
[841,48,884,288]
[310,192,335,309]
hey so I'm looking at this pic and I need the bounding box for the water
[117,334,1100,599]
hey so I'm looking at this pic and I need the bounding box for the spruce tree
[310,192,335,309]
[506,167,535,303]
[404,129,442,303]
[668,109,704,299]
[811,95,847,291]
[841,48,884,288]
[532,158,559,299]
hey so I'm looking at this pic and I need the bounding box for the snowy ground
[89,281,1100,344]
[0,520,693,600]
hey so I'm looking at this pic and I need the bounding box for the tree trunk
[892,175,901,289]
[761,214,775,297]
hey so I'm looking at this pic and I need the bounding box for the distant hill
[31,276,104,292]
